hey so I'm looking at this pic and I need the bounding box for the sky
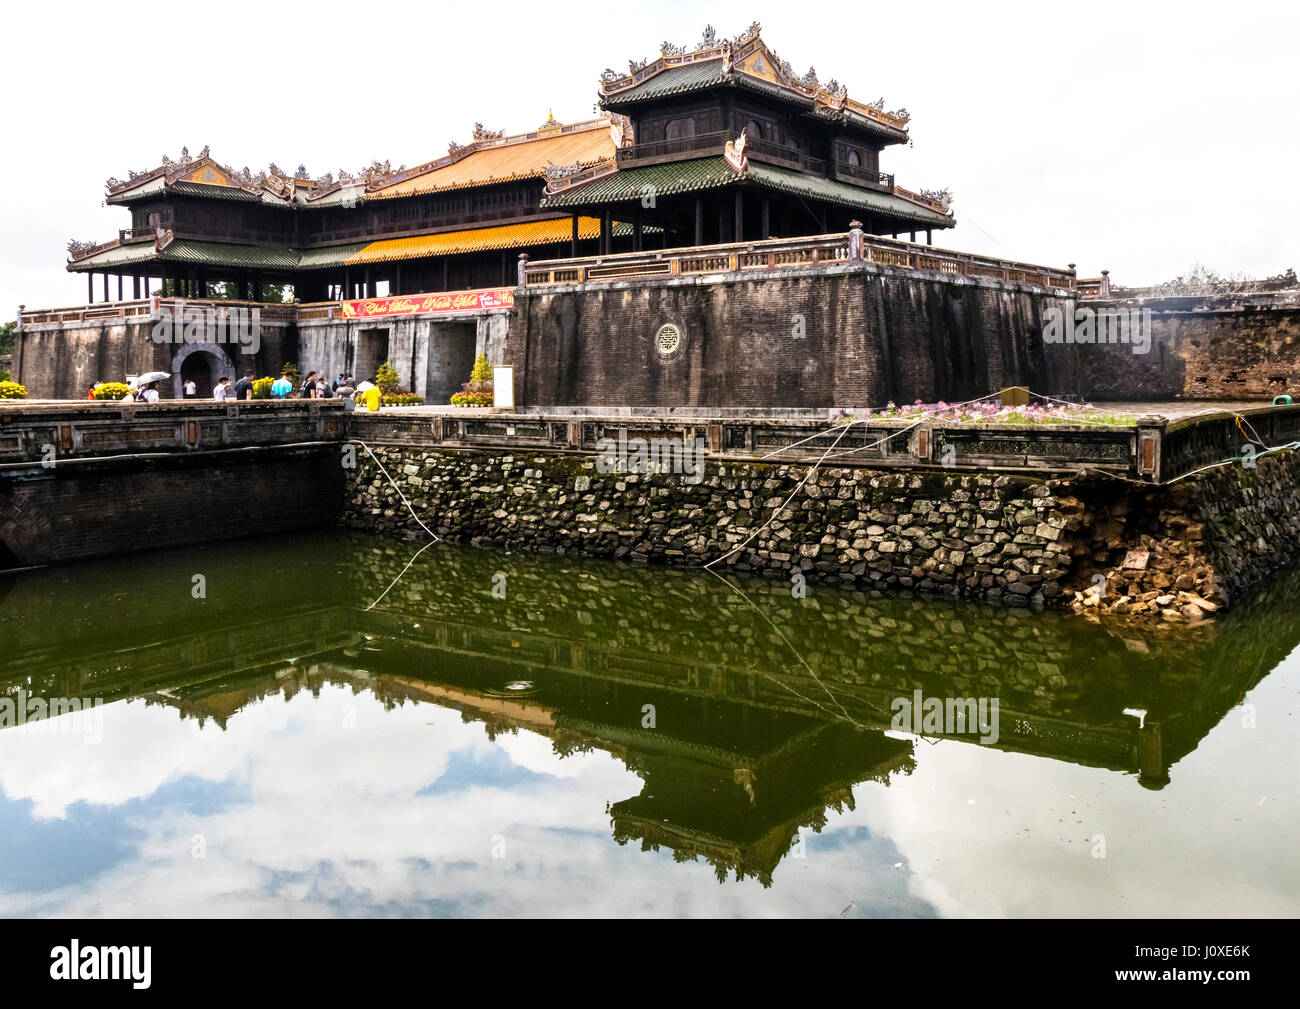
[1,0,1296,313]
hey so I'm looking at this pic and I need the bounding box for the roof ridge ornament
[543,161,585,180]
[724,128,749,173]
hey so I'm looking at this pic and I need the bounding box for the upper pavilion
[65,23,953,304]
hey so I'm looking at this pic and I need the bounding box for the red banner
[339,288,514,319]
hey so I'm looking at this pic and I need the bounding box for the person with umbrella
[132,371,170,403]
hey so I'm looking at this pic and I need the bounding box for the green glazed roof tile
[601,60,728,105]
[541,157,741,208]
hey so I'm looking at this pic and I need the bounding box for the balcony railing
[744,136,824,174]
[616,131,728,165]
[834,162,893,190]
[615,131,826,175]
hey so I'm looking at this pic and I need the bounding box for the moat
[1,530,1296,917]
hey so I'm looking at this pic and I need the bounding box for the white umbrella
[135,371,170,385]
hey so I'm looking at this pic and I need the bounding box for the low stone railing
[0,400,346,466]
[19,297,302,327]
[521,229,1077,291]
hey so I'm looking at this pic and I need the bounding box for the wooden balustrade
[522,232,1077,291]
[18,297,298,327]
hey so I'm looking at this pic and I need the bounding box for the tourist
[298,371,318,399]
[271,375,293,399]
[316,376,334,399]
[233,371,254,401]
[213,377,231,401]
[86,385,97,400]
[138,382,160,404]
[183,378,197,398]
[360,384,382,412]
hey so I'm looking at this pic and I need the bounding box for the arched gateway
[172,344,236,399]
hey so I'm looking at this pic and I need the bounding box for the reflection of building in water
[375,669,912,885]
[4,529,1298,883]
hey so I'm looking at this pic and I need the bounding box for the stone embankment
[343,444,1300,623]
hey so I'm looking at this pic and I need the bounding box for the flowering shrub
[375,361,402,395]
[450,354,494,407]
[91,382,131,400]
[383,393,424,406]
[252,377,275,399]
[845,399,1136,427]
[0,380,28,399]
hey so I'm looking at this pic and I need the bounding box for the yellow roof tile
[369,127,615,200]
[345,216,604,265]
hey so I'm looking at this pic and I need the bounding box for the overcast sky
[2,0,1295,313]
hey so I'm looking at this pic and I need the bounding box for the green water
[0,530,1296,917]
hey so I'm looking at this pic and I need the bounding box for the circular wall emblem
[655,323,682,356]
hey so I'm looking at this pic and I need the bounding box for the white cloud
[2,0,1295,315]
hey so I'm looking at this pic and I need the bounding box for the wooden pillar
[102,273,109,301]
[87,273,94,304]
[633,213,643,252]
[343,268,351,300]
[363,267,371,299]
[694,197,704,246]
[718,205,728,244]
[734,190,744,243]
[252,276,263,302]
[571,213,579,257]
[761,196,770,240]
[909,231,916,243]
[132,275,140,298]
[600,209,611,255]
[117,275,123,301]
[394,263,402,296]
[818,207,827,233]
[926,229,933,246]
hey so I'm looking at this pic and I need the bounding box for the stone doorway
[355,328,390,386]
[425,322,478,405]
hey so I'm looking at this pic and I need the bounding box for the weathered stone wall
[341,442,1300,620]
[510,264,1072,408]
[342,446,1079,605]
[1044,290,1300,401]
[0,447,342,567]
[15,316,295,399]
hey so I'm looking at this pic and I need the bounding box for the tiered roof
[598,22,913,143]
[367,117,619,199]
